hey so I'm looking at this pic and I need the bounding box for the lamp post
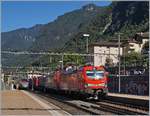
[59,54,64,69]
[83,34,90,53]
[118,33,121,93]
[123,47,126,75]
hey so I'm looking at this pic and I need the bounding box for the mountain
[2,1,149,67]
[63,1,149,53]
[29,4,108,52]
[2,24,43,51]
[2,4,107,52]
[104,1,149,36]
[2,4,108,66]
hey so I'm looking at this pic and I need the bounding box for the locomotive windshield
[95,71,104,78]
[86,71,95,77]
[86,70,104,79]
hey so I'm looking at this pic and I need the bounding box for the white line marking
[0,114,50,116]
[22,90,71,116]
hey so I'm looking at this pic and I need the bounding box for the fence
[106,66,149,75]
[108,75,149,96]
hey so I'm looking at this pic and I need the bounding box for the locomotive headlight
[95,75,101,79]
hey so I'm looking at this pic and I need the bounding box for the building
[89,42,125,66]
[89,32,149,66]
[127,32,149,53]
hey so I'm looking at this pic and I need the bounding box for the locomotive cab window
[86,70,104,79]
[86,71,95,78]
[95,71,104,79]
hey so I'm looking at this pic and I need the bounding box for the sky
[2,1,111,32]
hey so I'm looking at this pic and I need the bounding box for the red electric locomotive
[47,65,108,99]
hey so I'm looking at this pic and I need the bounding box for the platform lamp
[59,60,63,70]
[83,34,90,53]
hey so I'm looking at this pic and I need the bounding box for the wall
[108,75,149,96]
[128,42,141,53]
[94,46,123,66]
[128,39,149,53]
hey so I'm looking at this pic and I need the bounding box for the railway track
[30,90,149,115]
[97,99,148,112]
[93,100,148,115]
[32,91,113,115]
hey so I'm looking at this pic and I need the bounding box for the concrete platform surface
[1,90,71,116]
[108,93,149,100]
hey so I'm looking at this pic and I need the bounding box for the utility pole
[83,34,90,53]
[123,47,126,75]
[61,54,64,69]
[83,34,90,64]
[49,56,52,71]
[49,56,52,63]
[31,66,34,91]
[118,33,121,93]
[86,36,89,53]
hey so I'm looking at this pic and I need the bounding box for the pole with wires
[118,33,121,93]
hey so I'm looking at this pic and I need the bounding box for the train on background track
[18,79,29,90]
[29,65,109,99]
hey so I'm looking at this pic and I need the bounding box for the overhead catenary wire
[1,51,118,56]
[2,66,52,69]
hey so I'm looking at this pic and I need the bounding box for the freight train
[29,65,108,99]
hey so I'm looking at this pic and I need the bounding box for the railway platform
[107,93,149,108]
[1,90,70,115]
[108,93,149,100]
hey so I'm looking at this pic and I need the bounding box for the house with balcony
[128,32,149,54]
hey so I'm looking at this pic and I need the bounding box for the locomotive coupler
[93,89,99,100]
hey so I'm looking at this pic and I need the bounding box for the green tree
[122,51,143,67]
[63,55,85,66]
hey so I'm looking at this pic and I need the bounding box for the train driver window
[86,71,95,78]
